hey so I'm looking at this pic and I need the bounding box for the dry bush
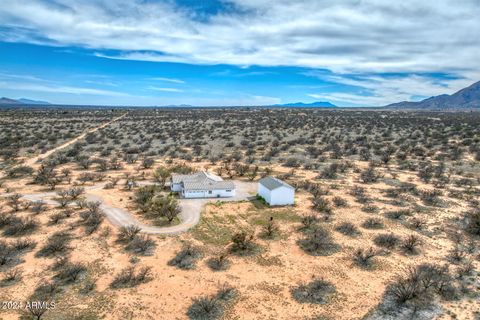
[291,278,336,304]
[298,226,339,256]
[168,243,202,269]
[374,233,400,249]
[110,265,152,288]
[353,247,377,268]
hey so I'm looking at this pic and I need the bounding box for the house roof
[259,176,294,191]
[172,171,235,191]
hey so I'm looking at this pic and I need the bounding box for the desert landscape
[0,108,478,320]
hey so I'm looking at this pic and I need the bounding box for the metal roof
[258,176,294,191]
[172,171,235,191]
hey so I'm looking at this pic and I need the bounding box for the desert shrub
[48,212,66,225]
[350,185,371,203]
[229,231,258,256]
[332,196,348,207]
[134,185,157,212]
[374,233,400,249]
[408,217,426,230]
[67,186,85,199]
[0,241,14,266]
[3,217,38,236]
[360,166,381,183]
[382,263,454,311]
[7,165,34,178]
[300,214,320,232]
[168,243,202,269]
[385,209,411,220]
[80,279,97,295]
[291,279,336,304]
[27,281,59,319]
[401,235,422,255]
[319,163,340,179]
[353,247,377,268]
[86,200,101,213]
[6,193,23,212]
[447,246,466,264]
[418,189,443,206]
[110,265,152,288]
[0,212,13,228]
[312,196,332,214]
[12,238,36,251]
[260,219,280,239]
[117,225,142,243]
[1,267,23,286]
[187,285,237,320]
[126,235,156,255]
[361,205,379,214]
[79,210,104,234]
[31,200,46,214]
[36,232,71,257]
[298,226,339,256]
[55,190,71,207]
[55,262,87,283]
[207,252,231,271]
[215,284,237,302]
[464,208,480,236]
[335,222,360,237]
[187,296,222,320]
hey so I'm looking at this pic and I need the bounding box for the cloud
[0,0,478,74]
[149,77,185,84]
[305,72,480,106]
[148,86,183,93]
[1,81,130,96]
[1,0,479,105]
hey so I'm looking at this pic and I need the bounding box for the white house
[258,176,295,206]
[170,171,235,199]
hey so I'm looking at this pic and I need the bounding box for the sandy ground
[0,162,478,320]
[0,125,478,320]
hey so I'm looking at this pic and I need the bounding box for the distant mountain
[0,97,21,105]
[386,80,480,109]
[0,97,50,105]
[17,98,50,105]
[271,101,336,108]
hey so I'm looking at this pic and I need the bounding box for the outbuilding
[257,176,295,206]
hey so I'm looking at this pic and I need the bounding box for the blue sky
[0,0,479,106]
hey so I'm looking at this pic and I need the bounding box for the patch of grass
[191,215,235,246]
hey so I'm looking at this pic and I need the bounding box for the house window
[226,190,231,192]
[208,190,212,194]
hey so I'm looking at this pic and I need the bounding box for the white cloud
[1,0,480,105]
[1,81,130,96]
[148,86,183,93]
[0,0,478,73]
[305,72,480,106]
[149,77,185,84]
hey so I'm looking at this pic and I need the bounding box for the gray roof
[172,171,235,191]
[259,176,294,191]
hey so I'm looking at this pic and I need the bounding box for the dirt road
[23,112,128,167]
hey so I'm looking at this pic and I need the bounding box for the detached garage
[257,176,295,206]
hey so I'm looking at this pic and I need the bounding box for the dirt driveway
[5,180,257,235]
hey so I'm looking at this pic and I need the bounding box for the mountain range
[386,80,480,109]
[1,80,479,109]
[0,97,50,105]
[271,101,336,108]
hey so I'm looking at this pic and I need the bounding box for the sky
[0,0,479,107]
